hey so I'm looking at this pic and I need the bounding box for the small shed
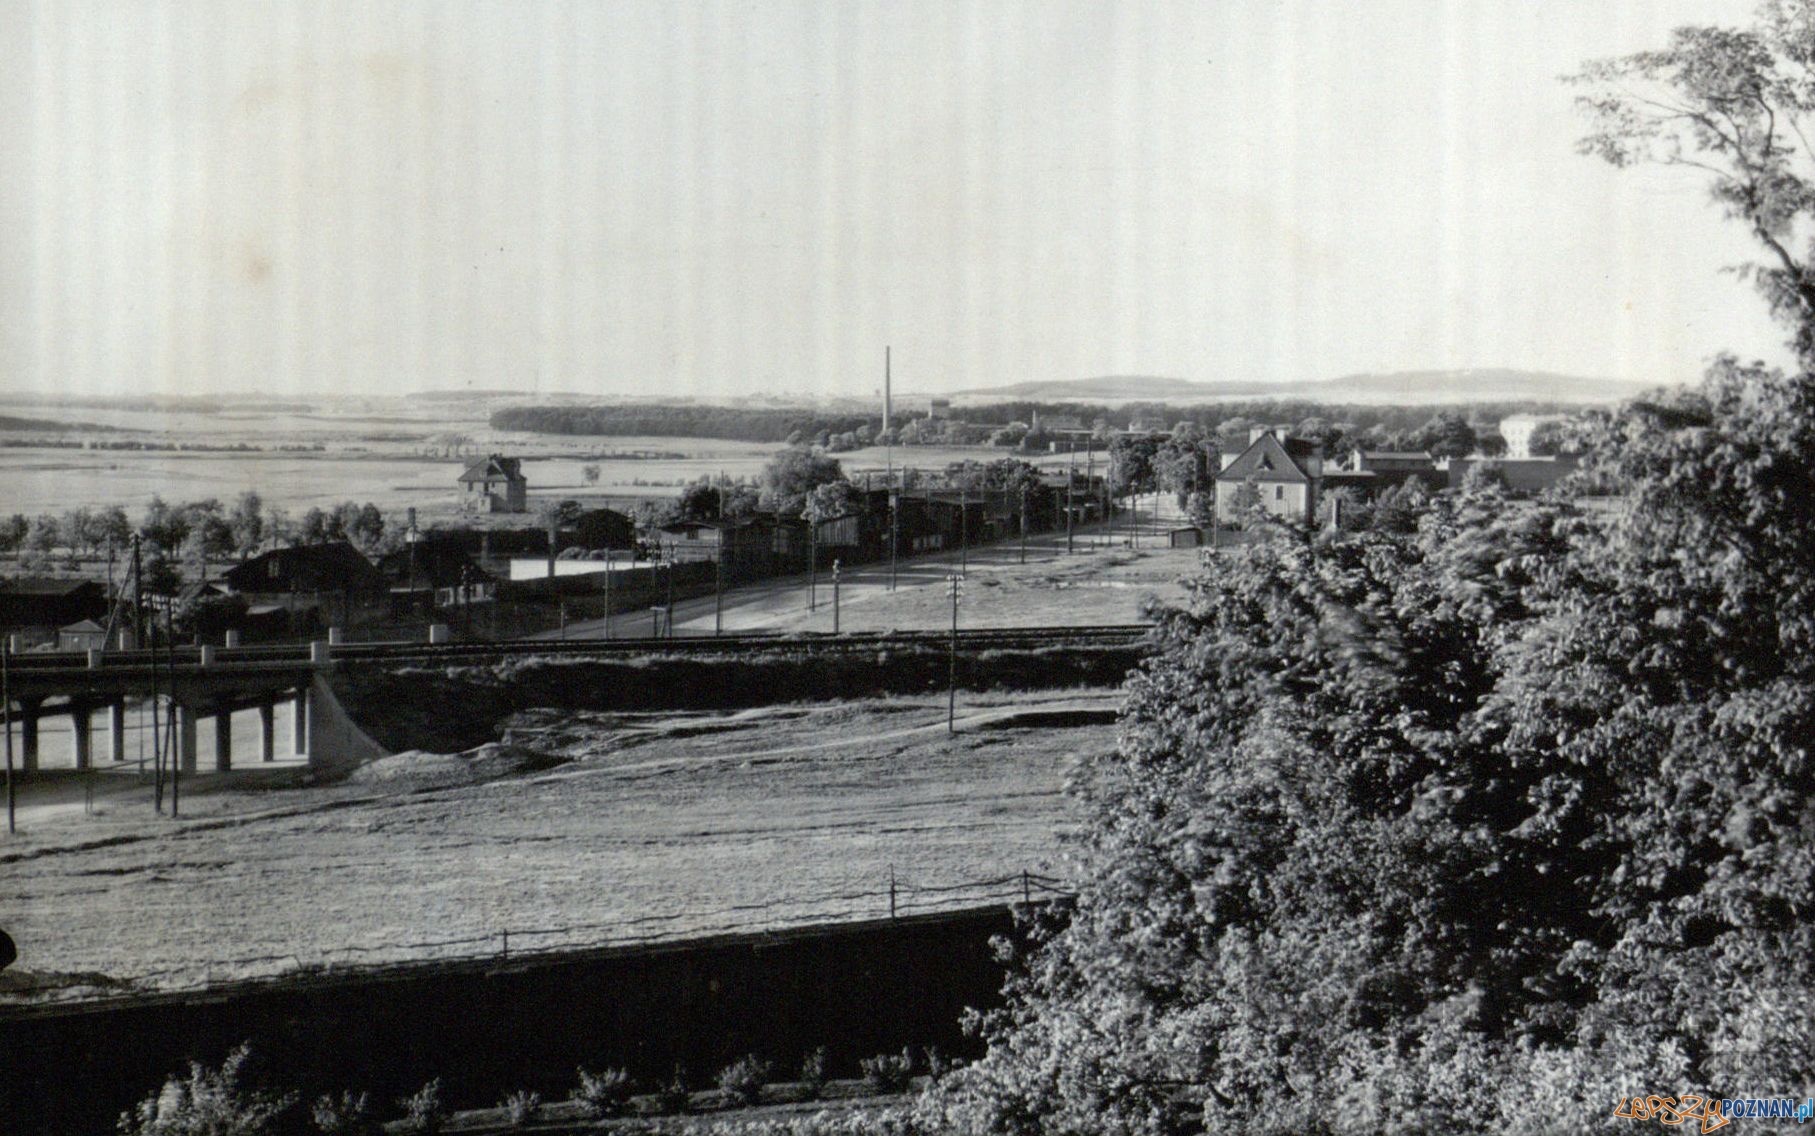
[1167,526,1205,549]
[57,619,110,652]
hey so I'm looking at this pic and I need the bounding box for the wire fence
[0,870,1074,1014]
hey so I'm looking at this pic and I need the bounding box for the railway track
[2,623,1150,674]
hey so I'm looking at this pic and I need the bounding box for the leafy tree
[25,513,58,558]
[1573,3,1815,365]
[298,508,330,545]
[1526,418,1570,456]
[139,495,190,553]
[60,508,93,556]
[349,503,384,550]
[675,478,724,522]
[760,446,844,515]
[1107,434,1162,500]
[91,506,132,557]
[803,479,857,522]
[228,491,264,556]
[1414,410,1477,459]
[581,463,601,485]
[192,511,236,559]
[924,8,1815,1132]
[0,514,27,553]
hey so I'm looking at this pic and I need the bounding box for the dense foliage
[911,358,1815,1135]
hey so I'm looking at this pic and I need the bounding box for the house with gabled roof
[1213,428,1325,524]
[458,454,528,514]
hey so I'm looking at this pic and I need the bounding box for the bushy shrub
[798,1047,830,1100]
[500,1089,542,1127]
[653,1067,692,1114]
[572,1066,634,1119]
[396,1079,446,1136]
[715,1055,772,1107]
[858,1050,915,1094]
[117,1043,298,1136]
[311,1090,380,1136]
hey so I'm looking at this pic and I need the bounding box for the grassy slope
[1,693,1112,997]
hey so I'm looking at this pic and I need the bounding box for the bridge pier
[70,702,92,770]
[258,701,275,763]
[292,686,309,758]
[213,705,232,772]
[109,700,127,762]
[19,697,42,772]
[176,702,198,774]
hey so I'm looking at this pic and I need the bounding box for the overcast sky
[0,0,1790,401]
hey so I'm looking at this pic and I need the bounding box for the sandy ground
[0,691,1115,1002]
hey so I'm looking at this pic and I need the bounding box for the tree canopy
[890,8,1815,1134]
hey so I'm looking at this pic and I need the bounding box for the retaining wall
[0,906,1031,1136]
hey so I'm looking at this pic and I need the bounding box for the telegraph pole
[959,485,967,575]
[808,515,817,611]
[1066,447,1075,554]
[166,604,178,818]
[1019,482,1028,565]
[3,639,13,835]
[715,487,725,636]
[947,574,961,735]
[832,560,841,634]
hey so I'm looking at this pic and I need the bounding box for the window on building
[1275,485,1284,500]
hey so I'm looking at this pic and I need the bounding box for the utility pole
[1066,447,1075,555]
[715,487,725,636]
[884,347,897,592]
[604,552,614,640]
[3,639,13,835]
[832,560,841,634]
[665,558,675,638]
[808,515,817,611]
[166,604,178,818]
[959,484,967,575]
[889,481,899,592]
[947,574,961,735]
[151,568,164,814]
[1019,482,1028,565]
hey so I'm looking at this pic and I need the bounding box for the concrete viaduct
[2,637,383,775]
[1,624,1146,774]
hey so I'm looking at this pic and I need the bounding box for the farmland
[0,398,1083,519]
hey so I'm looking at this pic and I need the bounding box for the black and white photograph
[1,1,1811,1132]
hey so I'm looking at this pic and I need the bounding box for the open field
[0,691,1112,1001]
[0,400,1097,519]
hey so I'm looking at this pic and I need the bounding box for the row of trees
[493,397,1561,455]
[1,493,393,581]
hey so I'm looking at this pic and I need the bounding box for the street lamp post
[808,517,817,612]
[832,560,842,634]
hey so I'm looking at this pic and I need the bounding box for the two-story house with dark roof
[458,454,528,514]
[1213,427,1325,524]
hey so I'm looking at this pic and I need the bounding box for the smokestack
[883,346,892,435]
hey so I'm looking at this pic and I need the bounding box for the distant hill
[952,369,1665,406]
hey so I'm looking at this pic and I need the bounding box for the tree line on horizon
[489,397,1588,450]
